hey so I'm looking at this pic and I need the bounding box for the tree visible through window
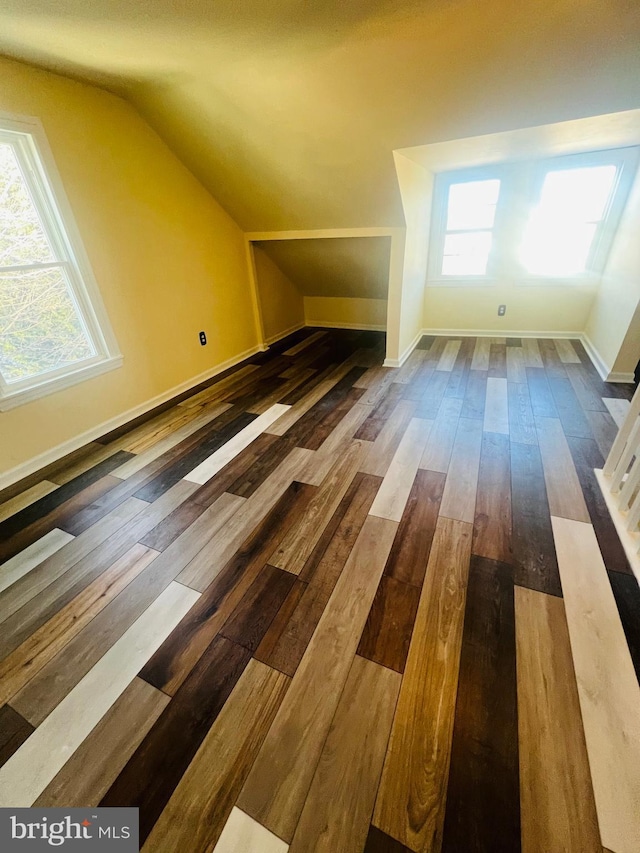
[0,116,119,408]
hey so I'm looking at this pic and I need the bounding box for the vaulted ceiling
[1,0,639,298]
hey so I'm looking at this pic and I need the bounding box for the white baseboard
[421,327,583,339]
[307,321,386,332]
[581,334,634,384]
[608,371,635,383]
[0,344,262,491]
[384,329,424,368]
[263,321,306,346]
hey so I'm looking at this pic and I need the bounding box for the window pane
[446,179,501,230]
[521,220,597,276]
[0,266,95,383]
[442,231,493,276]
[0,143,56,267]
[538,165,617,222]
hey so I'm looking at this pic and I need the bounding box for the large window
[428,147,639,284]
[0,114,120,409]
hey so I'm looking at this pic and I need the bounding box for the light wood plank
[437,340,461,372]
[0,544,159,706]
[0,581,199,806]
[299,404,372,487]
[536,417,590,522]
[515,586,601,853]
[238,515,398,842]
[554,338,582,364]
[552,516,640,853]
[373,516,473,851]
[506,347,526,383]
[471,338,490,370]
[248,368,315,415]
[289,656,400,853]
[264,363,354,437]
[48,444,123,485]
[142,660,289,853]
[177,364,260,410]
[419,397,463,474]
[270,442,364,574]
[439,417,483,523]
[34,677,169,807]
[483,377,509,434]
[0,481,59,523]
[0,528,74,596]
[360,399,416,477]
[213,809,288,853]
[184,404,291,484]
[369,418,432,522]
[603,397,630,429]
[283,330,327,356]
[522,338,544,367]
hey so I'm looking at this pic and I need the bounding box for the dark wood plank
[0,705,33,768]
[607,570,640,685]
[220,564,297,652]
[461,371,487,419]
[225,435,293,498]
[506,338,522,347]
[548,376,593,439]
[356,576,420,673]
[507,382,537,446]
[510,441,561,597]
[139,481,316,695]
[488,344,507,378]
[417,335,436,350]
[525,367,557,418]
[473,432,512,564]
[364,826,413,852]
[415,370,449,419]
[384,469,445,587]
[442,555,520,853]
[538,337,568,379]
[354,383,405,442]
[102,635,251,843]
[566,435,631,576]
[564,364,608,412]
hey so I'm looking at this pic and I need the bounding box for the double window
[0,114,120,409]
[428,147,639,283]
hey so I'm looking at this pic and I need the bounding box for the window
[428,147,639,284]
[0,114,121,409]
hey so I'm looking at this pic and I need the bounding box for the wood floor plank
[0,706,33,770]
[439,417,483,524]
[603,397,630,429]
[506,347,526,384]
[238,515,398,842]
[515,586,601,853]
[484,377,509,434]
[0,543,159,706]
[607,570,640,683]
[269,442,364,574]
[521,338,543,367]
[507,382,537,446]
[141,660,289,853]
[384,469,445,588]
[473,432,512,563]
[510,441,561,597]
[442,556,519,853]
[585,409,619,460]
[360,400,416,477]
[0,528,74,596]
[554,338,582,363]
[461,370,487,419]
[34,677,169,807]
[548,375,594,439]
[552,517,640,853]
[437,340,461,372]
[536,416,590,523]
[369,418,432,522]
[0,481,59,524]
[289,656,400,853]
[471,338,491,370]
[373,516,473,852]
[565,364,608,412]
[184,404,291,484]
[418,397,463,473]
[356,576,420,673]
[284,330,328,356]
[364,826,413,852]
[103,635,252,842]
[0,581,199,807]
[415,370,449,419]
[213,809,289,853]
[488,343,507,378]
[526,367,557,418]
[10,492,243,726]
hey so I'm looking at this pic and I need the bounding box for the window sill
[0,355,123,411]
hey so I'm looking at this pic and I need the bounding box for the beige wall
[303,297,387,329]
[0,56,257,480]
[586,174,640,378]
[253,244,304,343]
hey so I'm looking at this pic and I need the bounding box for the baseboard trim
[306,320,387,332]
[0,344,262,491]
[384,329,424,368]
[421,327,583,339]
[263,321,306,346]
[580,334,611,381]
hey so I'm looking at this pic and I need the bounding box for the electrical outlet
[199,331,207,346]
[498,304,506,316]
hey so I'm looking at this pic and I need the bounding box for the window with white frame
[0,114,121,410]
[427,147,639,284]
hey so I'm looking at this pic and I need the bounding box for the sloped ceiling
[0,0,639,236]
[256,237,391,299]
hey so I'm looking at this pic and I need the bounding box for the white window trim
[427,147,640,287]
[0,111,122,411]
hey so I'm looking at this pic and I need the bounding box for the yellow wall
[586,174,640,378]
[252,245,304,343]
[0,56,257,480]
[303,297,387,329]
